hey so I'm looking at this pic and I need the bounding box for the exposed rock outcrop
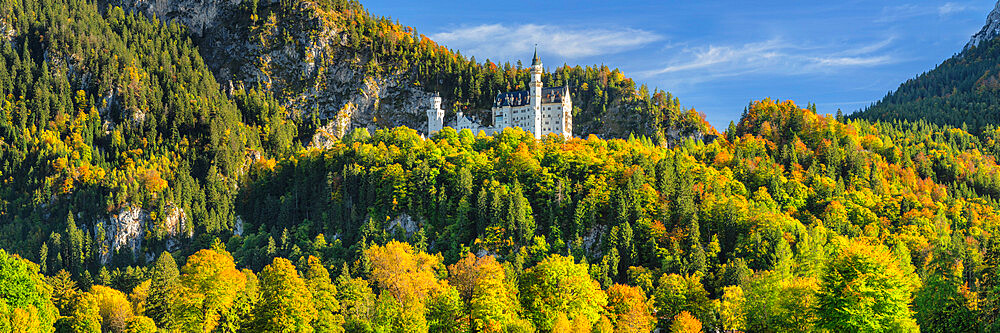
[967,1,1000,50]
[0,18,14,44]
[104,0,240,37]
[105,0,436,142]
[233,216,244,236]
[96,207,147,265]
[96,204,190,264]
[160,204,191,246]
[387,213,421,237]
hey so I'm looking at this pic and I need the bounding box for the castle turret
[562,85,573,138]
[426,93,444,134]
[529,47,543,139]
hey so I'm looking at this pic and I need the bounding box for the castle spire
[532,45,541,66]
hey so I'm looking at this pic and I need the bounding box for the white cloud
[811,55,894,67]
[878,2,974,22]
[939,2,973,15]
[428,24,660,61]
[638,37,898,85]
[876,4,927,23]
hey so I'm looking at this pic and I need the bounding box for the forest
[3,0,1000,332]
[7,98,1000,332]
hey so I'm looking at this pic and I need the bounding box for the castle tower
[426,93,444,134]
[529,47,543,139]
[561,84,573,138]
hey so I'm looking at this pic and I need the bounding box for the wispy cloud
[939,2,974,15]
[876,4,927,23]
[638,37,898,85]
[878,2,975,22]
[429,24,660,61]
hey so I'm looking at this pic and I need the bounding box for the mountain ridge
[967,1,1000,50]
[100,0,713,143]
[851,0,1000,135]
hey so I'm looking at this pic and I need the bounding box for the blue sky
[362,0,996,129]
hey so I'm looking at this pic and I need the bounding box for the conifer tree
[146,252,180,329]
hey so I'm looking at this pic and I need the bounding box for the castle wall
[429,53,572,139]
[426,96,445,134]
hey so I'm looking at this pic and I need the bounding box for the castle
[427,50,572,139]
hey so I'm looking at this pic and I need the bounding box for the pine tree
[146,252,180,329]
[38,243,48,274]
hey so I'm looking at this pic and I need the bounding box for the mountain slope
[968,1,1000,50]
[6,2,1000,332]
[852,1,1000,133]
[0,0,709,272]
[102,0,713,142]
[0,0,284,271]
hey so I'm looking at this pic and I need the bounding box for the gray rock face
[105,0,240,37]
[211,1,434,139]
[105,0,436,141]
[0,17,14,44]
[161,204,191,242]
[967,1,1000,50]
[97,207,147,265]
[387,213,421,237]
[96,204,189,264]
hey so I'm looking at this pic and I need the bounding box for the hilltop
[102,0,713,142]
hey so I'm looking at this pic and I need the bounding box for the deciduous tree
[252,257,317,333]
[519,254,607,331]
[816,240,919,332]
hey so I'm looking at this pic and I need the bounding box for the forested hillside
[7,95,1000,331]
[0,0,273,272]
[4,0,1000,332]
[101,0,711,141]
[0,0,710,278]
[232,99,1000,332]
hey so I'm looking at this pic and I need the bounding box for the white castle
[427,50,572,139]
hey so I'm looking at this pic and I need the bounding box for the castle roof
[532,47,541,66]
[494,86,569,107]
[495,90,530,107]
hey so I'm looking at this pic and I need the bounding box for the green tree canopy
[816,240,919,332]
[252,257,317,333]
[519,254,607,330]
[0,249,58,331]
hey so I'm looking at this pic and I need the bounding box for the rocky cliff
[105,0,437,139]
[100,0,704,143]
[105,0,240,36]
[967,1,1000,50]
[95,204,190,265]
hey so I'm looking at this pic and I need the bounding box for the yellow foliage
[138,168,168,194]
[254,158,277,172]
[605,284,655,333]
[365,241,444,305]
[178,249,248,332]
[130,280,151,316]
[669,311,702,333]
[90,285,135,333]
